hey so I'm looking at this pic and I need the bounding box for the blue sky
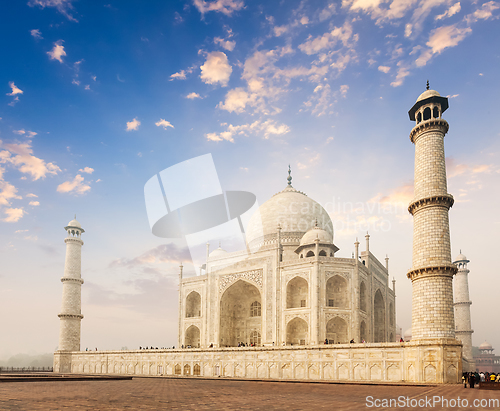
[0,0,499,358]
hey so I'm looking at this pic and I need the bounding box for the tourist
[490,373,496,382]
[462,373,466,388]
[470,373,475,388]
[350,339,354,343]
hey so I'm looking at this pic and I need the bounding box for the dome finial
[426,80,430,90]
[287,164,292,186]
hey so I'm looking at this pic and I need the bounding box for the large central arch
[219,280,262,347]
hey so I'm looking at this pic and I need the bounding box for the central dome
[245,185,333,248]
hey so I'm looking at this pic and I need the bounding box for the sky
[0,0,499,360]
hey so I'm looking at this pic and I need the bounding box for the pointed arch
[219,280,261,347]
[326,275,348,308]
[185,291,201,318]
[286,317,308,345]
[326,316,348,344]
[286,276,308,308]
[185,325,200,348]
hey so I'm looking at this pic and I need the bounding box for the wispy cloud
[170,70,187,80]
[109,243,191,268]
[126,118,141,131]
[79,167,94,174]
[206,119,290,142]
[13,130,37,138]
[47,40,66,63]
[0,180,21,207]
[28,0,78,22]
[436,2,461,20]
[390,62,411,87]
[186,92,202,99]
[30,29,43,39]
[2,207,25,223]
[57,174,91,195]
[192,0,244,17]
[155,119,174,129]
[6,82,23,96]
[0,140,60,180]
[298,21,353,55]
[214,37,236,51]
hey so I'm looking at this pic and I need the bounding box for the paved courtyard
[0,377,499,410]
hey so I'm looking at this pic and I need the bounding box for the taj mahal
[179,178,396,349]
[54,85,474,384]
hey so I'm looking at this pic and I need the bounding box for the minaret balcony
[410,118,449,143]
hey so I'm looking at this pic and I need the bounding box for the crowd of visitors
[462,371,500,388]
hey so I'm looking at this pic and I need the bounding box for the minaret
[453,252,475,371]
[407,83,457,340]
[58,217,84,351]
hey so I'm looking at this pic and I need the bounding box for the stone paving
[0,377,499,410]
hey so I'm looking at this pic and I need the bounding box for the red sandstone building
[474,341,500,373]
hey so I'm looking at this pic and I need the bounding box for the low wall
[54,340,462,384]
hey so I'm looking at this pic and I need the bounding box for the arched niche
[250,331,261,346]
[219,280,261,347]
[185,291,201,318]
[360,281,367,312]
[286,317,308,345]
[360,320,367,342]
[326,317,348,344]
[389,302,394,327]
[374,289,386,343]
[286,276,308,308]
[185,325,200,348]
[326,275,348,308]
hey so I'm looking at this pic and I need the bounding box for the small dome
[67,218,81,228]
[300,225,332,246]
[209,246,227,258]
[455,253,467,262]
[479,341,493,350]
[416,89,441,103]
